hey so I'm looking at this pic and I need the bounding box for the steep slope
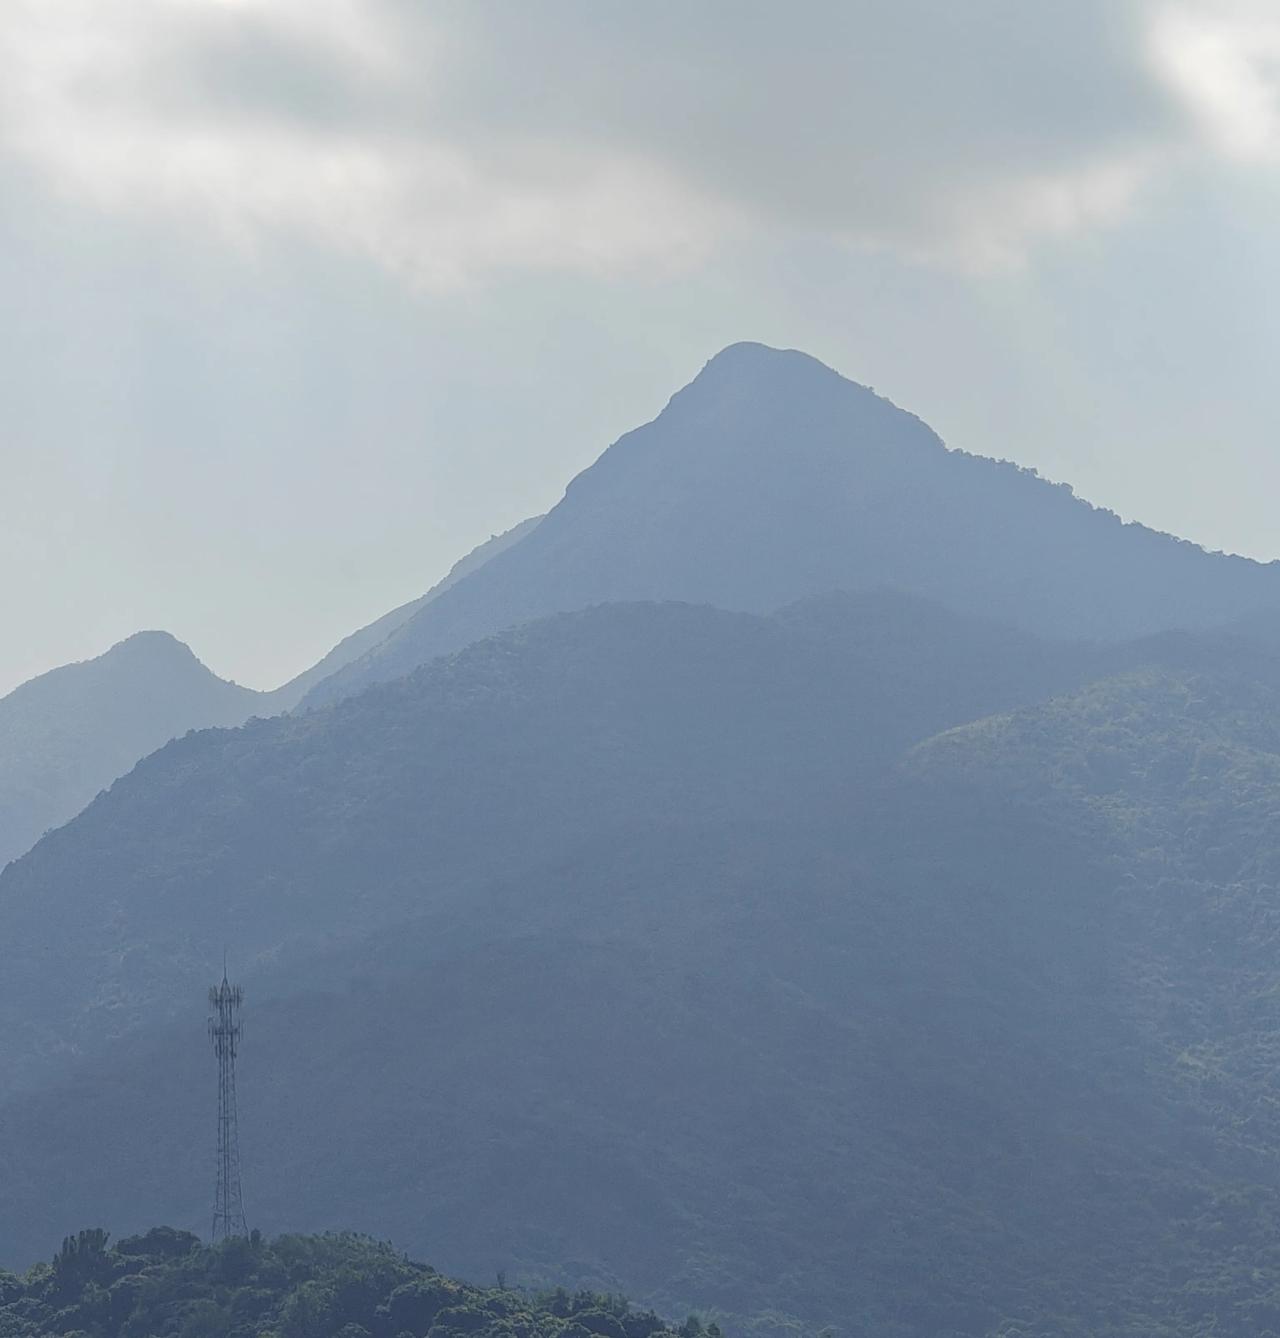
[7,619,1280,1334]
[269,515,542,709]
[0,631,266,870]
[303,342,1280,708]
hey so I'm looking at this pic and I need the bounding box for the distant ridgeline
[13,346,1280,1337]
[0,1228,710,1338]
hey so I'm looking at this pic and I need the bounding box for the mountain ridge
[270,514,543,707]
[301,342,1280,709]
[12,345,1280,1334]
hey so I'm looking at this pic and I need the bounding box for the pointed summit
[690,341,865,396]
[693,340,839,381]
[110,629,188,651]
[657,341,890,437]
[101,630,205,671]
[302,344,1280,708]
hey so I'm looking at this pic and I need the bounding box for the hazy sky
[3,0,1280,694]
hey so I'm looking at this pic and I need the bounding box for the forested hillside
[12,0,1280,1329]
[0,1227,692,1338]
[0,592,1089,1093]
[11,595,1280,1333]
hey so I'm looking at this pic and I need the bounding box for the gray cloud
[429,2,1173,239]
[1,0,1250,280]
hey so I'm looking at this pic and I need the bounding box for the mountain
[14,344,1280,1334]
[301,342,1280,708]
[11,594,1280,1333]
[0,520,542,871]
[273,515,542,706]
[0,593,1106,1333]
[0,592,1084,1093]
[0,631,266,871]
[1214,605,1280,652]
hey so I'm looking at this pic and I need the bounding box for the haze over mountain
[0,592,1082,1090]
[0,520,541,873]
[12,347,1280,1335]
[16,0,1280,1332]
[277,516,542,706]
[10,587,1280,1334]
[0,594,1099,1329]
[0,631,266,871]
[303,342,1280,709]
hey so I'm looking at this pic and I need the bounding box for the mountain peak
[300,342,1280,709]
[99,630,212,675]
[703,338,804,366]
[688,340,852,396]
[108,629,190,655]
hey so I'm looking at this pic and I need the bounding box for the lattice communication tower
[209,969,247,1241]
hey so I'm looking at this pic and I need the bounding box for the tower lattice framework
[209,971,247,1241]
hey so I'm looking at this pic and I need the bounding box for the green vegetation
[17,344,1280,1336]
[0,1228,702,1338]
[10,599,1280,1334]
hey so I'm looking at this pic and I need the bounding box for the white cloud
[1147,1,1280,162]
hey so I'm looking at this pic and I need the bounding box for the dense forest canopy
[8,595,1280,1334]
[0,1228,704,1338]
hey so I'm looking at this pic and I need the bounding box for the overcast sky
[3,0,1280,694]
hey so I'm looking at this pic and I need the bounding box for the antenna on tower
[208,964,247,1242]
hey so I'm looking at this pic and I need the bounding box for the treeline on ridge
[0,1227,716,1338]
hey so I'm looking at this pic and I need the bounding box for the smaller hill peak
[110,629,186,651]
[103,630,201,666]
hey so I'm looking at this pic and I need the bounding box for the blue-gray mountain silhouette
[10,348,1280,1335]
[8,593,1280,1334]
[302,341,1279,707]
[0,520,540,870]
[0,631,263,871]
